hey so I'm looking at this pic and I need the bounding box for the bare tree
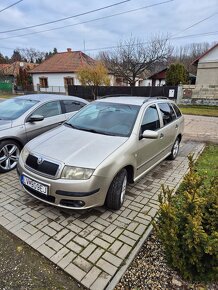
[100,35,172,86]
[16,48,46,63]
[168,42,212,74]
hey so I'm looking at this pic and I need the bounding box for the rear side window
[32,101,61,118]
[158,102,176,125]
[171,103,182,118]
[62,100,85,113]
[141,105,160,131]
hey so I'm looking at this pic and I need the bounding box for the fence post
[177,84,183,104]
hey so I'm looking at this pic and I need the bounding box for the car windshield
[65,101,140,137]
[0,98,39,120]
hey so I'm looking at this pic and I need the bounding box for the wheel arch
[0,137,24,149]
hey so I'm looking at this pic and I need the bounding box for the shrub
[155,155,218,281]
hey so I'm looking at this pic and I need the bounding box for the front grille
[26,154,59,176]
[23,184,55,203]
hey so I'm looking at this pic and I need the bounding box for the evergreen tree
[166,63,188,85]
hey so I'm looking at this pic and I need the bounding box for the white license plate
[21,175,48,195]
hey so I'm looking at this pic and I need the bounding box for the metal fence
[0,82,12,92]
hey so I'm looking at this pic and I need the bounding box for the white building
[30,48,96,93]
[193,43,218,86]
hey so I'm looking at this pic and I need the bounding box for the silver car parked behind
[0,94,88,173]
[18,96,184,210]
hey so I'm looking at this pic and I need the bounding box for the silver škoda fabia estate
[17,97,184,210]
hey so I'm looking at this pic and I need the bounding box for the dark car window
[0,98,39,120]
[62,100,86,113]
[171,103,182,118]
[158,102,176,125]
[141,105,160,132]
[32,101,61,118]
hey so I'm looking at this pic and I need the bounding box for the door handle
[160,133,164,139]
[175,124,178,129]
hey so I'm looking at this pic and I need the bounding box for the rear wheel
[0,140,21,173]
[168,137,180,160]
[105,169,127,210]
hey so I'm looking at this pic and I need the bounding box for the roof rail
[143,96,168,103]
[99,94,131,99]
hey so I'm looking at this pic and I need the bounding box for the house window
[39,77,48,88]
[64,77,74,86]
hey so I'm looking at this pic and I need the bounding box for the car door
[61,100,87,120]
[156,102,178,155]
[135,104,163,177]
[25,101,65,141]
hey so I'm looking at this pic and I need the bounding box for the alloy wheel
[172,139,179,158]
[0,144,20,171]
[120,175,127,204]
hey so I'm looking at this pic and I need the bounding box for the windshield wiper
[64,123,79,129]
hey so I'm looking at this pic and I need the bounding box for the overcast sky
[0,0,217,58]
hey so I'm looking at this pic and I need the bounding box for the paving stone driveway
[0,141,204,290]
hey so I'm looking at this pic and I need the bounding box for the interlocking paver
[88,247,105,264]
[103,252,122,267]
[80,243,97,259]
[57,251,77,269]
[65,263,86,281]
[46,238,63,251]
[90,272,111,290]
[81,266,102,288]
[0,141,205,290]
[108,240,123,255]
[73,256,92,272]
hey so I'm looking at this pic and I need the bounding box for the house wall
[196,46,218,85]
[32,72,80,93]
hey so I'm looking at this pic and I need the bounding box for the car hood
[0,120,12,131]
[28,126,128,168]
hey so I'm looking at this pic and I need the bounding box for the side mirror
[28,115,44,122]
[142,130,158,139]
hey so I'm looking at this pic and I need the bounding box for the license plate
[21,175,48,195]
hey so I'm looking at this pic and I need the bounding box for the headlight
[61,166,94,180]
[20,147,30,163]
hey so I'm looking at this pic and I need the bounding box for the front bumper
[17,160,109,210]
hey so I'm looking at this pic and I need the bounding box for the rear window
[62,100,86,113]
[0,98,38,120]
[171,103,182,118]
[158,102,176,125]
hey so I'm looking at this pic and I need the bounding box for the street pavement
[183,114,218,144]
[0,141,204,290]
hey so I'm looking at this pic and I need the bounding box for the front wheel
[168,137,180,160]
[105,169,127,210]
[0,140,21,173]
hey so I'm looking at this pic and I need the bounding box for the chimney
[67,48,72,52]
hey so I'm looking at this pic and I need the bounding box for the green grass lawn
[195,144,218,187]
[0,94,14,99]
[179,105,218,117]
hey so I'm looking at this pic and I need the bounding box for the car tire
[105,168,127,210]
[0,140,21,173]
[168,137,180,160]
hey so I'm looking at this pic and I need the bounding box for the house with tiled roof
[0,61,37,92]
[30,48,96,93]
[192,43,218,86]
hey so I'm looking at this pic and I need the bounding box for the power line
[0,0,23,13]
[172,11,218,37]
[82,31,218,52]
[0,0,174,40]
[0,0,131,34]
[1,30,217,52]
